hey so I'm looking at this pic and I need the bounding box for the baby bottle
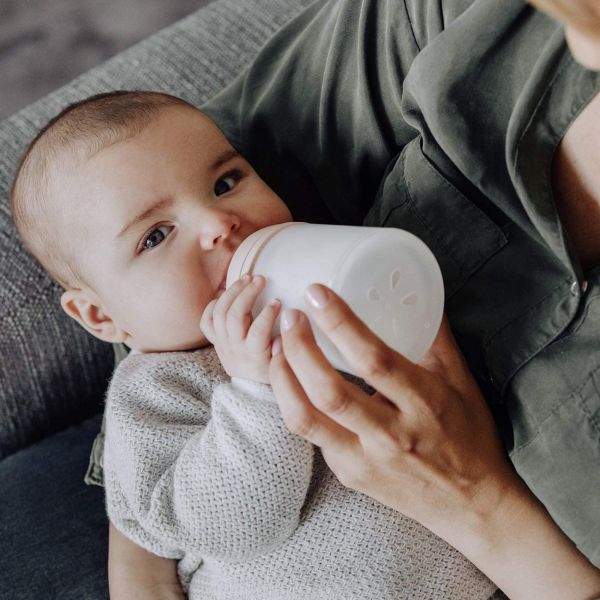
[226,222,444,375]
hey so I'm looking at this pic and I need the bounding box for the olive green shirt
[201,0,600,565]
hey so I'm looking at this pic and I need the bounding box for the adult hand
[529,0,600,69]
[269,284,515,548]
[269,284,600,599]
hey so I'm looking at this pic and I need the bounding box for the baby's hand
[199,274,281,384]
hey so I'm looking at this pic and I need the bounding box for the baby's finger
[225,275,267,340]
[246,298,281,352]
[199,298,217,343]
[212,275,253,340]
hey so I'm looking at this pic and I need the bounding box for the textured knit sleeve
[103,349,314,562]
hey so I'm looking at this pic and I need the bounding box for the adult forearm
[108,522,186,600]
[455,478,600,600]
[270,290,600,600]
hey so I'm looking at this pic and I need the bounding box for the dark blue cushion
[0,413,108,599]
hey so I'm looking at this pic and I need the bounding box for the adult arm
[269,284,600,600]
[108,522,185,600]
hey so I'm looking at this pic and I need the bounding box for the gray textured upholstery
[0,0,312,458]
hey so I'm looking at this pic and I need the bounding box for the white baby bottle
[226,222,444,375]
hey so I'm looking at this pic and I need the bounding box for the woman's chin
[566,27,600,71]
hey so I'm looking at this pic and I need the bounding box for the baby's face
[59,104,291,352]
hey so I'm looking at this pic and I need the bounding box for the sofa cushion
[0,413,108,599]
[0,0,313,458]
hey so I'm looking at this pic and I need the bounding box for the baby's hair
[10,90,195,290]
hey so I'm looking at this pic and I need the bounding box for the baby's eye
[140,224,173,252]
[214,170,242,196]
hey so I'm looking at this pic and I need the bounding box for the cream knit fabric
[104,347,497,599]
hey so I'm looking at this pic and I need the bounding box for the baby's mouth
[215,238,242,298]
[215,255,233,297]
[215,275,227,298]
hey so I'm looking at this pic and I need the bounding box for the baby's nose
[199,210,241,250]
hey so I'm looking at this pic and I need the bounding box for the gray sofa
[0,1,312,597]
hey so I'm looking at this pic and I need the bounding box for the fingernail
[281,309,299,332]
[272,336,282,356]
[305,284,329,309]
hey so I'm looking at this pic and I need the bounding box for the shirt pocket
[364,137,508,300]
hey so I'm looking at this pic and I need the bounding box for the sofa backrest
[0,0,312,458]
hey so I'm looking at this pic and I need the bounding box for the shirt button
[570,280,589,296]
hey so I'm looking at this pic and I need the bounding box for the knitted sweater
[104,347,497,600]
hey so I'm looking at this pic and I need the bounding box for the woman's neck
[552,90,600,272]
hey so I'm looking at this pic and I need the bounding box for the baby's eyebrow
[209,148,240,172]
[116,196,174,241]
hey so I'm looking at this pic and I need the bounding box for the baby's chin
[129,334,212,354]
[126,291,222,354]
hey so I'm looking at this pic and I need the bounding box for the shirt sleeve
[201,0,422,227]
[201,0,483,229]
[103,353,314,562]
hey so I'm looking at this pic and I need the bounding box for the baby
[10,90,496,599]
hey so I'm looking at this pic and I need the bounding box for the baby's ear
[60,289,127,344]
